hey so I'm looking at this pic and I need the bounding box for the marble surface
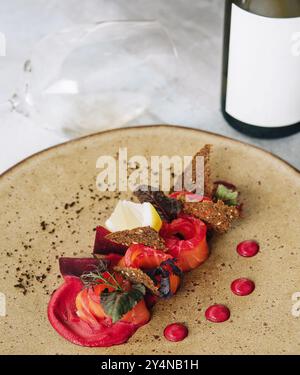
[0,0,299,174]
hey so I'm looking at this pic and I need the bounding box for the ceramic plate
[1,125,299,354]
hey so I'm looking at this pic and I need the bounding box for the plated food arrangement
[1,126,299,354]
[48,145,252,347]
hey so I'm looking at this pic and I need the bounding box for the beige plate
[1,125,300,355]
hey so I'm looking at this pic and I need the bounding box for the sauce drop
[164,323,188,342]
[205,304,230,323]
[231,278,255,296]
[237,240,259,257]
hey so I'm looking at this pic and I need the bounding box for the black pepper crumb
[40,221,48,230]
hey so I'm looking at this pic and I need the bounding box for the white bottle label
[226,4,300,127]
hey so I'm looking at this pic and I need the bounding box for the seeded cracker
[192,144,214,197]
[174,144,213,197]
[105,226,167,251]
[114,266,160,295]
[183,200,240,233]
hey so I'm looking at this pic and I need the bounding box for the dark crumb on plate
[64,201,76,210]
[40,221,48,230]
[14,283,27,295]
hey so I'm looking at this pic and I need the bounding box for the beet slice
[59,255,122,278]
[93,226,127,255]
[48,276,142,347]
[59,258,100,277]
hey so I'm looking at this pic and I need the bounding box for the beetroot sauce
[231,278,255,296]
[205,304,230,323]
[237,240,259,257]
[164,323,188,342]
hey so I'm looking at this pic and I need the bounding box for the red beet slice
[93,226,127,255]
[59,255,122,278]
[59,258,100,277]
[48,275,146,347]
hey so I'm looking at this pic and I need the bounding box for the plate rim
[1,124,299,180]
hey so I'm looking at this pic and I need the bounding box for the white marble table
[0,0,299,174]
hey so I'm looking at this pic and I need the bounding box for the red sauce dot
[231,278,255,296]
[237,240,259,257]
[163,323,188,342]
[205,304,230,323]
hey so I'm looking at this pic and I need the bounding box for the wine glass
[10,20,178,137]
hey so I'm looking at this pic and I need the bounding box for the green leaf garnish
[215,184,238,206]
[101,284,146,323]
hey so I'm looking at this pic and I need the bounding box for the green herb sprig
[214,184,239,206]
[80,262,146,323]
[80,260,122,291]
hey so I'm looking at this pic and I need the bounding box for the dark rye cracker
[191,144,214,198]
[183,200,240,233]
[174,144,214,197]
[114,266,160,295]
[105,226,167,251]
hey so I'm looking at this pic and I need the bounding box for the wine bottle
[222,0,300,138]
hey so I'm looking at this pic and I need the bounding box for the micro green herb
[214,184,239,206]
[80,263,146,323]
